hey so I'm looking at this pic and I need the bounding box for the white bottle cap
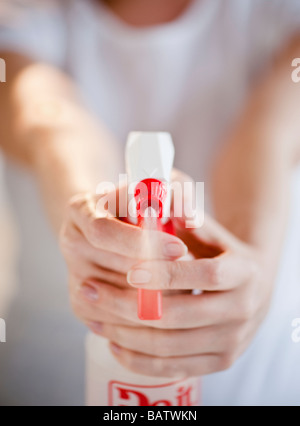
[125,132,174,220]
[126,132,174,183]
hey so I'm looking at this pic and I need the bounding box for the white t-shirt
[0,0,300,405]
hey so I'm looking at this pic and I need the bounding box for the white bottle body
[86,333,201,406]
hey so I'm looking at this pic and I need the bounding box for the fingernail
[80,283,98,301]
[111,343,121,355]
[127,269,152,285]
[164,242,187,258]
[87,321,103,333]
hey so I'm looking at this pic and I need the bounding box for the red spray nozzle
[125,132,175,321]
[134,178,167,222]
[134,179,167,320]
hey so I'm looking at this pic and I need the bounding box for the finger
[109,344,225,378]
[88,322,234,357]
[70,277,137,327]
[61,222,138,274]
[83,313,137,328]
[75,279,247,329]
[127,252,257,291]
[84,315,138,329]
[74,298,138,328]
[74,279,140,325]
[65,238,129,287]
[161,290,251,329]
[67,259,128,288]
[68,193,187,260]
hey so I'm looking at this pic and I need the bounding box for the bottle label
[108,378,200,406]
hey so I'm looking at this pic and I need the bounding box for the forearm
[212,37,300,268]
[29,125,104,232]
[212,121,290,270]
[0,53,120,232]
[24,109,119,231]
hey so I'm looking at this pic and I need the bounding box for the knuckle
[123,350,136,369]
[59,225,81,257]
[241,305,254,322]
[164,361,187,378]
[226,329,245,352]
[110,326,120,343]
[159,316,175,330]
[218,352,236,371]
[69,193,91,211]
[152,332,174,357]
[164,264,175,290]
[88,217,106,245]
[151,357,171,376]
[207,259,222,288]
[166,261,183,290]
[59,223,69,252]
[249,257,261,281]
[69,293,84,319]
[160,305,184,329]
[237,297,256,322]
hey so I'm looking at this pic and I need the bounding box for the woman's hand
[59,188,187,329]
[82,213,274,378]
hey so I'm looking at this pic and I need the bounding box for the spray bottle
[86,132,201,406]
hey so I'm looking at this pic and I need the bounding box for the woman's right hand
[59,189,187,329]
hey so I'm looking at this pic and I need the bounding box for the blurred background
[1,0,300,406]
[0,156,86,405]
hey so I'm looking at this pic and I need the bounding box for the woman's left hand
[87,213,274,378]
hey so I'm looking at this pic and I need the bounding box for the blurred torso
[100,0,194,27]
